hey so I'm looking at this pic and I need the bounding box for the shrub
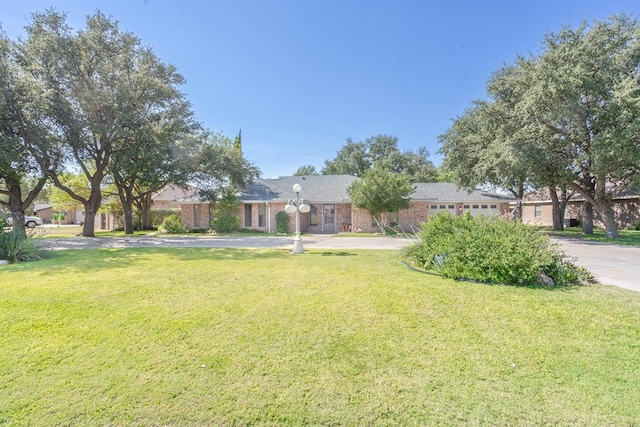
[275,211,290,234]
[403,212,589,286]
[160,214,188,234]
[150,209,180,228]
[211,190,240,233]
[0,228,48,264]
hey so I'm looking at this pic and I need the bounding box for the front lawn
[1,248,639,425]
[549,226,640,246]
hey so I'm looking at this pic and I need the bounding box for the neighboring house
[152,185,200,210]
[177,175,514,233]
[33,204,54,224]
[522,189,640,228]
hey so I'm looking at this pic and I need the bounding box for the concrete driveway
[37,234,639,293]
[552,237,640,293]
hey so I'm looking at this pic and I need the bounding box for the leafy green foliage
[0,228,48,263]
[293,165,319,176]
[404,213,590,285]
[275,210,290,234]
[159,213,187,234]
[211,190,240,233]
[347,168,413,232]
[323,135,438,182]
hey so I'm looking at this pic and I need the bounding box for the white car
[5,215,44,228]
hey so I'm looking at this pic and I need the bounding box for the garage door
[463,203,500,217]
[429,204,457,217]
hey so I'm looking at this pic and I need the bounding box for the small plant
[160,214,188,234]
[0,228,49,263]
[275,210,290,234]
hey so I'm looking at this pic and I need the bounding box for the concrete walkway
[551,237,640,293]
[36,234,639,293]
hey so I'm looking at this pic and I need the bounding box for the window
[490,204,497,209]
[431,205,438,209]
[463,205,470,209]
[472,205,479,209]
[258,203,266,227]
[193,204,201,227]
[481,205,488,209]
[310,204,318,226]
[534,204,542,218]
[448,205,454,209]
[439,205,446,209]
[244,204,252,227]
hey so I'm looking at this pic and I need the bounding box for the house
[522,189,640,228]
[178,175,514,233]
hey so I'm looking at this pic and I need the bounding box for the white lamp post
[285,183,310,254]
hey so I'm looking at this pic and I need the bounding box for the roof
[411,182,514,202]
[152,185,199,202]
[238,175,358,203]
[237,176,515,204]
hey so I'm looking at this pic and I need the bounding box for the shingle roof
[237,176,515,203]
[238,175,358,203]
[411,182,514,202]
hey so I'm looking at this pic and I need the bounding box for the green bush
[160,214,188,234]
[275,211,290,234]
[150,209,180,228]
[211,190,240,233]
[403,212,589,286]
[0,228,48,264]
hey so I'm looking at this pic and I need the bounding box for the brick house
[522,189,640,228]
[178,175,514,233]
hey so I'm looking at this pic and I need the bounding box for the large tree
[525,15,640,237]
[440,14,640,237]
[0,28,57,235]
[15,10,171,237]
[323,134,437,182]
[107,46,199,234]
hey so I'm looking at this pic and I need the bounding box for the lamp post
[285,183,310,254]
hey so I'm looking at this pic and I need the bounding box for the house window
[490,204,497,209]
[310,205,318,226]
[244,204,252,227]
[193,204,201,228]
[439,205,446,209]
[448,205,455,210]
[481,205,488,209]
[258,203,266,227]
[463,205,470,209]
[472,205,479,209]
[535,204,542,218]
[431,205,438,209]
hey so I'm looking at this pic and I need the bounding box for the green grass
[1,248,639,425]
[549,226,640,246]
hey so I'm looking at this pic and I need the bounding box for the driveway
[37,234,639,293]
[552,237,640,293]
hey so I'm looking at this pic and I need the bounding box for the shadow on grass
[314,251,358,257]
[16,247,293,275]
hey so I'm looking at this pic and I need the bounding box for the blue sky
[3,1,639,178]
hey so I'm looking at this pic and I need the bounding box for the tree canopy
[323,134,438,183]
[439,14,640,237]
[1,10,258,235]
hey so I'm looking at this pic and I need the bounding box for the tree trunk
[81,189,103,237]
[1,175,47,238]
[600,203,620,238]
[139,192,153,229]
[582,202,594,234]
[549,186,564,231]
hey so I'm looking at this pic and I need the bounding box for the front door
[323,204,335,231]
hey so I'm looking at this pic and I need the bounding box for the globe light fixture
[286,184,310,254]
